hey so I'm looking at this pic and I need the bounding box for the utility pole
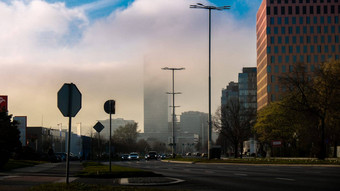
[162,67,185,158]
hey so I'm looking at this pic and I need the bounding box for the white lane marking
[55,177,78,183]
[275,177,295,181]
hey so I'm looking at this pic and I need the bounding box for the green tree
[214,98,256,158]
[112,123,139,153]
[0,111,21,168]
[280,60,340,159]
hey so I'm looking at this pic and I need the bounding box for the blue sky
[43,0,262,22]
[0,0,262,132]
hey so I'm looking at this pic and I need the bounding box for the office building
[256,0,340,109]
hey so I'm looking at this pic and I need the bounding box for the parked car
[121,154,129,161]
[159,153,167,159]
[55,152,66,161]
[145,151,158,160]
[128,152,139,160]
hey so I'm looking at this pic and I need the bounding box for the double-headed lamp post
[162,67,185,158]
[190,3,230,159]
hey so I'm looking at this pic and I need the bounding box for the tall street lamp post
[162,67,185,158]
[190,3,230,159]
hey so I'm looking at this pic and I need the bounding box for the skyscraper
[256,0,340,110]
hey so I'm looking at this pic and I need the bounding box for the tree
[112,123,139,153]
[214,98,256,158]
[280,60,340,159]
[0,111,21,168]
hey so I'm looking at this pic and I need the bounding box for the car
[128,152,139,160]
[121,154,129,161]
[145,151,158,160]
[159,153,167,159]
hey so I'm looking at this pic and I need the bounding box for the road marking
[0,176,19,180]
[234,173,247,176]
[275,178,295,181]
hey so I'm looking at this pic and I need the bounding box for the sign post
[57,83,82,184]
[93,121,105,163]
[104,100,115,172]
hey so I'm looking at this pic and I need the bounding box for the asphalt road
[114,160,340,191]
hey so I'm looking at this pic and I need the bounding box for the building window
[267,66,272,73]
[289,65,293,72]
[282,65,286,73]
[303,46,307,53]
[268,85,271,93]
[310,6,314,14]
[267,27,271,34]
[310,45,314,53]
[324,5,328,14]
[320,16,324,24]
[317,6,321,14]
[285,17,289,24]
[324,26,328,34]
[335,16,339,24]
[274,65,279,73]
[271,36,275,44]
[267,7,271,15]
[299,17,303,24]
[278,17,282,24]
[285,36,289,43]
[321,36,325,43]
[296,26,300,34]
[289,27,293,34]
[274,7,278,15]
[307,55,311,63]
[317,45,322,53]
[293,36,297,44]
[306,16,310,24]
[281,7,285,15]
[274,27,278,34]
[289,6,292,14]
[293,56,297,63]
[292,17,296,24]
[331,6,335,14]
[313,16,317,24]
[314,36,318,43]
[335,36,339,43]
[303,26,307,34]
[300,56,304,62]
[270,17,274,24]
[321,55,325,62]
[324,46,328,53]
[278,36,282,44]
[296,6,300,14]
[282,46,286,53]
[275,85,279,93]
[267,46,271,53]
[311,65,315,72]
[328,35,332,43]
[296,46,300,53]
[327,16,331,24]
[271,56,275,63]
[331,26,335,33]
[317,26,321,34]
[274,46,279,53]
[314,55,318,63]
[285,56,290,63]
[289,46,293,53]
[271,75,275,82]
[331,45,336,53]
[281,27,285,34]
[306,36,311,43]
[303,6,307,14]
[310,26,314,34]
[300,36,304,43]
[278,56,282,63]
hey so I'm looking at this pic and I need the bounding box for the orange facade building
[256,0,340,110]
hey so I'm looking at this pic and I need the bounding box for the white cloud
[0,0,257,134]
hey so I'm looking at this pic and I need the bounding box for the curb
[161,160,196,164]
[119,177,185,186]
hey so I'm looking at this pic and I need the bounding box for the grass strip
[28,182,177,191]
[78,162,161,178]
[167,158,340,165]
[0,159,45,171]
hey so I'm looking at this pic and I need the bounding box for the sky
[0,0,262,135]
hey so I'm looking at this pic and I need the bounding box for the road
[114,160,340,191]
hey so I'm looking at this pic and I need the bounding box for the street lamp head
[190,4,231,10]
